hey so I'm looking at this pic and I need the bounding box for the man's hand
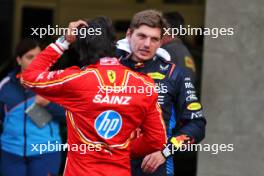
[35,95,50,106]
[141,151,166,173]
[65,20,88,43]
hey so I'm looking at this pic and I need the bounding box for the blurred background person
[162,12,197,82]
[0,38,65,176]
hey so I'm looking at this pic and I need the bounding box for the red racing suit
[21,43,166,176]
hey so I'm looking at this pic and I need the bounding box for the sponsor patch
[170,135,190,148]
[187,102,202,111]
[147,72,165,80]
[186,90,196,94]
[191,110,203,119]
[185,82,194,89]
[184,56,196,72]
[94,110,122,139]
[186,94,198,101]
[160,64,169,71]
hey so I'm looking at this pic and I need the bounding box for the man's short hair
[129,9,168,37]
[163,12,185,29]
[76,16,116,67]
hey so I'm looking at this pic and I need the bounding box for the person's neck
[131,55,141,62]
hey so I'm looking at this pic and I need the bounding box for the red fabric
[22,44,166,176]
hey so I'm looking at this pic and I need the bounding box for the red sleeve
[21,43,82,107]
[130,92,167,157]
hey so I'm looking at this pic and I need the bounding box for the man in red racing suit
[21,18,166,176]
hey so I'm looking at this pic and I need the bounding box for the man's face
[126,25,162,62]
[17,47,41,70]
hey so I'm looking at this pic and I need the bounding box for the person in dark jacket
[162,12,197,82]
[116,9,206,176]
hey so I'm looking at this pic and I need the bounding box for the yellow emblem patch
[107,70,116,83]
[147,72,165,80]
[187,102,202,111]
[170,137,182,148]
[170,135,190,148]
[184,56,196,73]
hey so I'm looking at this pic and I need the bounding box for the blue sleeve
[0,101,4,134]
[45,103,65,122]
[172,66,206,143]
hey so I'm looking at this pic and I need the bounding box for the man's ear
[126,28,132,39]
[16,56,21,65]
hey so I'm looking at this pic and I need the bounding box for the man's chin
[137,54,154,61]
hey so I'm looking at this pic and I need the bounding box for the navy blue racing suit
[117,51,206,176]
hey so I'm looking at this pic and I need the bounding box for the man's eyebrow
[136,32,160,40]
[151,36,160,40]
[137,32,147,36]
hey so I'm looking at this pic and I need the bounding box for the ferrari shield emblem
[107,70,116,83]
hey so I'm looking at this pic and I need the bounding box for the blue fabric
[166,157,174,176]
[166,107,176,175]
[1,150,61,176]
[0,69,64,156]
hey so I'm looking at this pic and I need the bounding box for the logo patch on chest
[159,64,169,71]
[107,70,116,83]
[94,110,122,139]
[147,72,165,80]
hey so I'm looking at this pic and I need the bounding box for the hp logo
[94,110,122,139]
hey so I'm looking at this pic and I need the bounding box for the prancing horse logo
[107,70,116,83]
